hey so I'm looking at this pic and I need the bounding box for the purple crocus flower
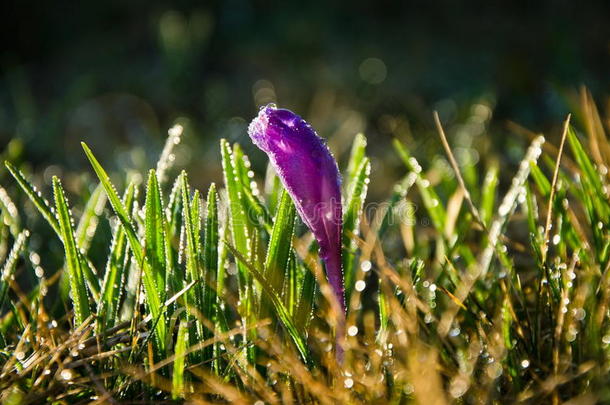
[248,104,345,315]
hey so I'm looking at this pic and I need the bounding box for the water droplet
[449,327,461,337]
[30,252,40,265]
[348,326,359,336]
[521,359,530,368]
[355,280,366,292]
[344,377,354,389]
[361,261,372,272]
[573,308,586,321]
[60,369,74,381]
[552,234,561,245]
[449,377,469,398]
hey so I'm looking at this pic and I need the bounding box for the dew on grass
[602,335,610,345]
[521,359,530,368]
[573,308,586,321]
[30,252,40,265]
[552,234,561,245]
[449,377,469,398]
[344,377,354,389]
[355,280,366,292]
[486,362,503,379]
[449,327,461,337]
[348,326,358,336]
[60,369,74,381]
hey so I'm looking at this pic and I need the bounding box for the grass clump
[1,91,610,403]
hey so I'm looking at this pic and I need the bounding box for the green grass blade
[75,182,106,252]
[81,143,142,262]
[225,242,309,362]
[144,170,167,297]
[180,173,206,343]
[345,133,367,190]
[220,139,252,274]
[203,183,219,366]
[343,157,371,297]
[52,176,91,326]
[294,261,316,334]
[0,185,21,237]
[220,139,256,363]
[265,189,296,297]
[98,183,136,329]
[172,320,189,400]
[81,142,166,352]
[5,161,60,235]
[0,230,29,310]
[393,139,447,232]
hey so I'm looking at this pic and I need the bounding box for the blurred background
[0,0,609,199]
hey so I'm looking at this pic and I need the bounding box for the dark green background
[1,0,609,191]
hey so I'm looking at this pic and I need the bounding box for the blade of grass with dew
[234,143,272,233]
[172,320,189,400]
[345,133,367,188]
[220,140,252,286]
[225,242,309,362]
[75,182,106,253]
[5,162,101,298]
[283,252,299,315]
[180,173,206,344]
[5,161,60,236]
[567,126,610,262]
[52,176,91,326]
[264,163,283,214]
[378,173,417,238]
[0,230,28,347]
[393,139,447,232]
[0,185,20,238]
[294,260,316,334]
[479,136,545,275]
[343,157,370,299]
[203,183,220,368]
[97,182,136,330]
[0,230,28,311]
[144,170,168,302]
[81,142,166,354]
[263,189,296,314]
[220,139,256,362]
[165,173,186,297]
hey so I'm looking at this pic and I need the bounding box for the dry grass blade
[541,114,571,263]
